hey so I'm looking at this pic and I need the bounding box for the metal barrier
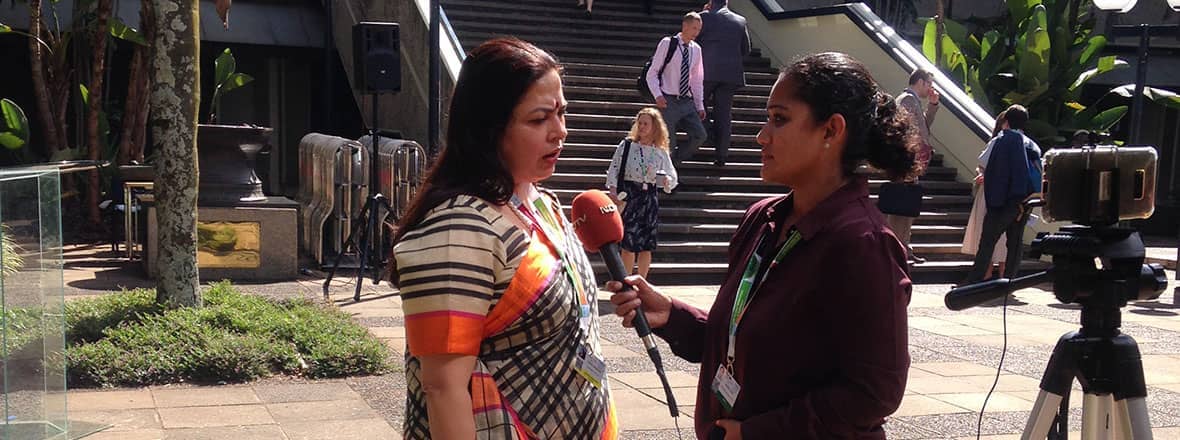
[358,136,428,232]
[297,133,369,265]
[298,134,427,266]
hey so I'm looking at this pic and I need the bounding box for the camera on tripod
[945,143,1169,439]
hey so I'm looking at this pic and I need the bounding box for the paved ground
[57,242,1180,439]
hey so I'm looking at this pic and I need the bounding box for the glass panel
[0,168,66,439]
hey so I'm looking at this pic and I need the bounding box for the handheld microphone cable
[571,190,680,419]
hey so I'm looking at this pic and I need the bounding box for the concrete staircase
[440,0,1000,284]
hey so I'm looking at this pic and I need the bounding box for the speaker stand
[323,93,393,302]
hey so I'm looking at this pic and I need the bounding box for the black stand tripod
[945,226,1168,439]
[323,94,394,301]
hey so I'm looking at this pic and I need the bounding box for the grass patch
[66,282,392,387]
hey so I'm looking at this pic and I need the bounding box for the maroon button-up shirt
[654,178,912,439]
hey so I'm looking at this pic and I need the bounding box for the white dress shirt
[645,33,705,112]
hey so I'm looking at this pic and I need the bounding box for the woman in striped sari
[390,38,618,440]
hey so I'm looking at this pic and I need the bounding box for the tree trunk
[28,0,62,156]
[117,0,156,164]
[85,0,113,225]
[150,0,201,307]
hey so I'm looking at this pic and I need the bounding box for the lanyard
[509,188,592,323]
[636,144,652,182]
[726,227,803,366]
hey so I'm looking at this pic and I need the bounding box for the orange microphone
[571,189,678,417]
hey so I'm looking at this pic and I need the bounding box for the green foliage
[209,48,254,123]
[921,0,1180,145]
[66,282,392,387]
[1,98,30,150]
[108,17,146,46]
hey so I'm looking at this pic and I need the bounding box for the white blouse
[604,139,679,193]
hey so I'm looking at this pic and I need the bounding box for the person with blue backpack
[961,104,1042,285]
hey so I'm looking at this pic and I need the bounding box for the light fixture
[1093,0,1138,12]
[1169,0,1180,11]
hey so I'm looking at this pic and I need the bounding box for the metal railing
[299,133,428,265]
[298,133,368,265]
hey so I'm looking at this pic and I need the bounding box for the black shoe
[585,10,592,19]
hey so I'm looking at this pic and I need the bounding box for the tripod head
[945,224,1168,317]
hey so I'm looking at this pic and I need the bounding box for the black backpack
[637,35,679,102]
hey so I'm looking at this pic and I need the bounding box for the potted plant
[197,48,272,205]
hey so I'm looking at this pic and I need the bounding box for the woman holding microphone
[608,52,916,439]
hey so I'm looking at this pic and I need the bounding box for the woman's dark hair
[391,38,561,253]
[781,52,919,181]
[992,109,1009,138]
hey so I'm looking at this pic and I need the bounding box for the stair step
[445,0,690,24]
[568,99,771,119]
[446,0,708,16]
[546,171,972,194]
[446,9,713,36]
[563,86,771,106]
[565,76,773,96]
[566,112,769,135]
[459,37,771,69]
[556,157,962,183]
[562,63,779,86]
[556,144,960,179]
[459,31,766,63]
[554,192,973,222]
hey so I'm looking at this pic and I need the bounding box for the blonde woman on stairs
[605,108,678,278]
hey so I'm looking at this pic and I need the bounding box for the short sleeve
[395,203,502,356]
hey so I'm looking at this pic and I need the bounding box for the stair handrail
[732,0,1057,240]
[412,0,465,82]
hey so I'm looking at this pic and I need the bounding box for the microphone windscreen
[571,190,624,252]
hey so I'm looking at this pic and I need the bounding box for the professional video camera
[944,143,1169,439]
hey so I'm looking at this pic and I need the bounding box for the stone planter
[196,124,272,206]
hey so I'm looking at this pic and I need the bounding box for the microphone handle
[599,242,652,338]
[597,241,677,416]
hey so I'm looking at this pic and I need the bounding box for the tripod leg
[1114,397,1153,439]
[368,196,385,286]
[1023,390,1067,440]
[1081,394,1118,440]
[322,199,373,300]
[352,201,374,302]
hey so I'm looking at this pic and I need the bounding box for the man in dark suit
[698,0,750,167]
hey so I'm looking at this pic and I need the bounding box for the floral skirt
[618,180,659,252]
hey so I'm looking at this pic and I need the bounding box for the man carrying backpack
[645,12,706,167]
[961,104,1042,285]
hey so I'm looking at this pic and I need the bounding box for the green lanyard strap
[727,227,803,366]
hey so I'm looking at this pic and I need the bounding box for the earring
[823,142,830,149]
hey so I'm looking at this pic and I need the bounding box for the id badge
[712,365,741,412]
[642,183,649,191]
[576,346,607,389]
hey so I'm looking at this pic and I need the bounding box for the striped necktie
[679,41,691,98]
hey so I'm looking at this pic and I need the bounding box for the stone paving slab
[151,386,260,408]
[59,242,1180,438]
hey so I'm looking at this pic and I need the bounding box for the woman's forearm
[424,385,476,439]
[419,354,479,439]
